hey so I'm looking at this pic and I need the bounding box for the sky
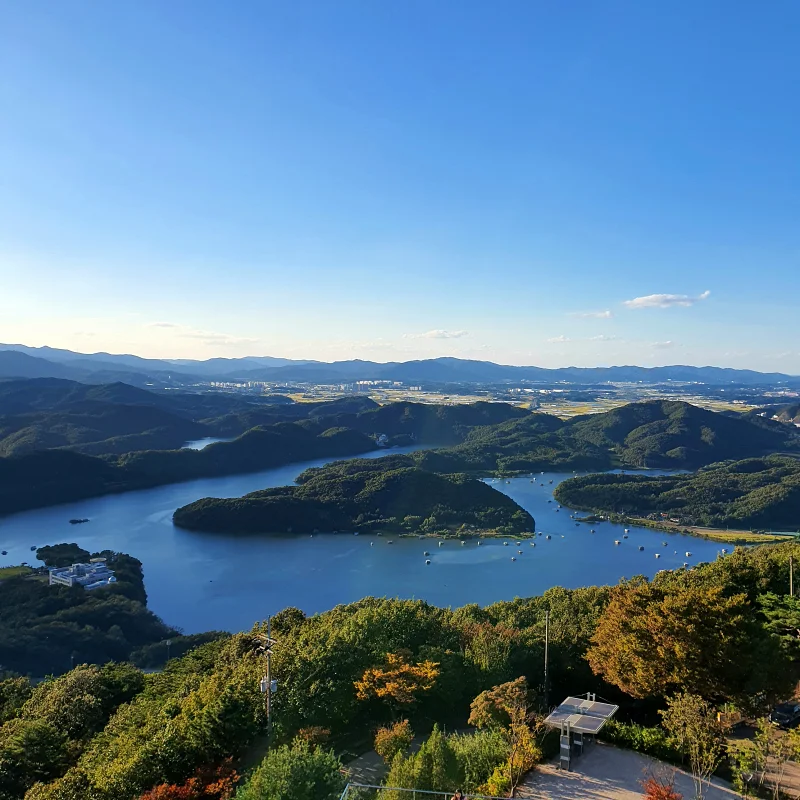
[1,1,798,372]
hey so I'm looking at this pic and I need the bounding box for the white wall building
[49,558,117,590]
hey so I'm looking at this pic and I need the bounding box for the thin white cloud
[145,322,259,347]
[623,290,711,309]
[569,310,613,319]
[547,334,617,344]
[651,341,676,349]
[403,329,469,340]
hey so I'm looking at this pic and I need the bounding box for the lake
[0,451,729,634]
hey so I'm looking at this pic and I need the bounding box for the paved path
[519,742,740,800]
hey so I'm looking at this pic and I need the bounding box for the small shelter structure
[544,693,618,770]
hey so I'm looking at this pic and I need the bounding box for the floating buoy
[461,540,466,545]
[504,541,509,546]
[721,548,728,554]
[614,540,620,545]
[638,545,644,551]
[555,509,560,512]
[623,534,629,539]
[624,528,629,533]
[575,523,580,527]
[590,529,595,533]
[683,562,689,567]
[518,550,523,554]
[370,542,374,546]
[477,540,482,545]
[685,551,692,557]
[662,542,668,547]
[438,541,443,547]
[516,541,521,545]
[548,500,552,503]
[546,535,552,540]
[354,531,359,536]
[425,560,431,565]
[655,553,660,558]
[387,540,393,545]
[424,551,430,556]
[511,557,517,562]
[530,542,536,547]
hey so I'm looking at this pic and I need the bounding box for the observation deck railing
[339,783,509,800]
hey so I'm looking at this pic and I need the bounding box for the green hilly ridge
[173,460,534,535]
[554,455,800,530]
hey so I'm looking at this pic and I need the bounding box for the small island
[173,458,535,536]
[554,455,800,540]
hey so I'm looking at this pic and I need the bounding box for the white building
[49,558,117,591]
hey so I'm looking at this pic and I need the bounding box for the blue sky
[1,0,798,370]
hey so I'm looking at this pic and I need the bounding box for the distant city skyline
[2,1,798,371]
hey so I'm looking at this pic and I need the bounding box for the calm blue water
[0,454,728,634]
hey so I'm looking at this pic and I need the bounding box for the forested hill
[554,456,800,530]
[404,399,798,474]
[173,459,534,535]
[564,399,795,468]
[0,546,177,675]
[1,397,796,516]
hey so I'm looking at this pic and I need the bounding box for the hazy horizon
[2,2,798,371]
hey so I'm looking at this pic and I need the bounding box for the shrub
[235,740,344,800]
[600,720,680,763]
[374,720,414,764]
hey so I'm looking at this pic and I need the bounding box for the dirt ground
[518,742,740,800]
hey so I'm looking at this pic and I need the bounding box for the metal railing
[339,783,509,800]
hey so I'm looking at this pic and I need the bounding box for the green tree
[0,675,32,723]
[660,693,723,800]
[759,592,800,656]
[235,739,344,800]
[468,678,542,797]
[587,580,790,703]
[0,718,67,800]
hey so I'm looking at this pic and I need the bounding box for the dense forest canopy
[173,461,534,536]
[554,456,800,530]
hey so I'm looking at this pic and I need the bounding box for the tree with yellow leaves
[355,651,439,715]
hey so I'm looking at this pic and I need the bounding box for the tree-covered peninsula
[173,460,534,536]
[554,455,800,530]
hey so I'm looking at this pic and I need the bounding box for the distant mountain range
[0,343,798,387]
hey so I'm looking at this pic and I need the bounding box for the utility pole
[257,617,277,736]
[544,610,550,709]
[791,556,794,598]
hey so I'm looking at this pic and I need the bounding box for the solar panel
[544,695,619,734]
